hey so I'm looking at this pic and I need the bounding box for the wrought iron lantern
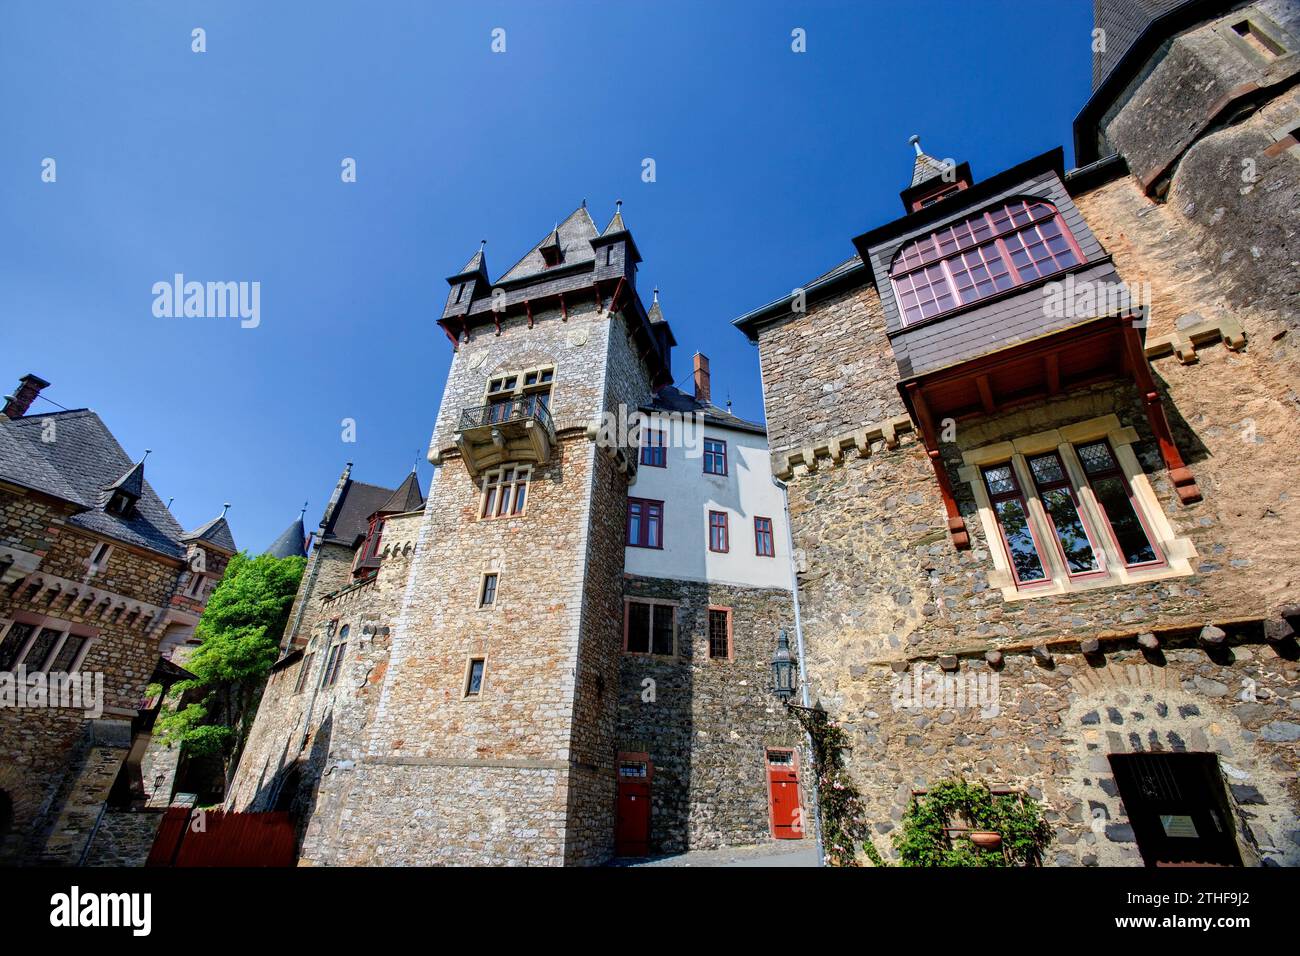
[771,628,797,700]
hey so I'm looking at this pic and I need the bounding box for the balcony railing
[458,397,554,436]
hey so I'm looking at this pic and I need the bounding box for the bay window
[890,199,1083,326]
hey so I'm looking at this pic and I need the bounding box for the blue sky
[0,0,1094,553]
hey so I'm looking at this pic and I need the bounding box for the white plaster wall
[624,423,792,590]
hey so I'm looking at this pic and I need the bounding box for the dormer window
[106,490,136,517]
[890,199,1083,326]
[540,244,562,267]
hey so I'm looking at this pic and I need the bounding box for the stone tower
[298,204,674,865]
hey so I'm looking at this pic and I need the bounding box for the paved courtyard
[611,841,820,867]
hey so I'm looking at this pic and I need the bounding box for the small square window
[480,573,498,607]
[465,658,485,696]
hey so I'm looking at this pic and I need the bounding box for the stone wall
[618,574,809,853]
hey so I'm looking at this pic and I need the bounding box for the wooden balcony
[455,397,555,479]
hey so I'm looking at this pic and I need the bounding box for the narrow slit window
[480,573,498,607]
[465,658,485,696]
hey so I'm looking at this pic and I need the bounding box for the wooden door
[615,753,651,857]
[767,749,803,839]
[1109,753,1242,867]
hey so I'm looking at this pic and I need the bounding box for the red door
[767,749,804,840]
[615,753,651,857]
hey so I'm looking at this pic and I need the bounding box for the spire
[456,239,488,279]
[648,287,665,324]
[602,199,626,236]
[907,133,950,188]
[266,509,308,559]
[105,452,148,499]
[375,470,425,516]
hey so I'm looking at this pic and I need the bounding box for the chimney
[2,374,51,419]
[693,353,711,405]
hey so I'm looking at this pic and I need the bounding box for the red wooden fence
[146,808,296,867]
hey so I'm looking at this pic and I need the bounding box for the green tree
[156,551,305,788]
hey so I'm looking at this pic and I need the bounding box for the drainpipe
[774,474,824,866]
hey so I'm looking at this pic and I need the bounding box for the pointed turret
[103,450,149,515]
[644,287,677,377]
[590,199,641,283]
[374,470,424,516]
[900,135,971,213]
[181,503,237,554]
[601,199,626,237]
[265,506,308,559]
[443,240,491,322]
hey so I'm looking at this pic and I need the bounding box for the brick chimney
[2,374,51,419]
[693,353,710,405]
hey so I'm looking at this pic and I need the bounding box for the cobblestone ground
[611,840,819,867]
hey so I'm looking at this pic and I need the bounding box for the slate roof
[320,479,398,547]
[265,515,307,559]
[0,410,192,559]
[181,513,237,554]
[1092,0,1195,91]
[375,471,424,515]
[911,151,950,188]
[106,459,146,499]
[641,385,766,436]
[497,205,599,283]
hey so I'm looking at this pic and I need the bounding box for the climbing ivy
[788,705,871,866]
[893,778,1052,867]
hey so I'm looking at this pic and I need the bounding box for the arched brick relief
[1062,659,1299,867]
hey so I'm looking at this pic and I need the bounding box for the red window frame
[708,510,729,553]
[639,427,667,467]
[1024,451,1106,580]
[703,438,728,476]
[754,516,775,557]
[626,497,664,549]
[890,199,1086,327]
[1073,440,1165,570]
[981,463,1052,588]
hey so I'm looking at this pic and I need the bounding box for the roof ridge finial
[581,197,587,208]
[616,198,622,214]
[909,134,923,157]
[652,286,659,305]
[140,448,152,463]
[412,447,421,474]
[479,239,486,252]
[220,502,230,519]
[299,500,308,520]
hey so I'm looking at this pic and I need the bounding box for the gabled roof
[320,479,398,547]
[641,385,766,436]
[265,515,307,559]
[181,513,237,554]
[1,410,190,558]
[374,471,424,516]
[497,205,599,283]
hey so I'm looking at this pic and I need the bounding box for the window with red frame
[708,510,729,552]
[982,463,1049,586]
[627,498,663,548]
[703,438,727,475]
[640,427,667,467]
[1025,452,1100,576]
[890,199,1082,326]
[754,516,775,557]
[1074,441,1161,567]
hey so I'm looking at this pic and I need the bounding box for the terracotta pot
[969,830,1002,849]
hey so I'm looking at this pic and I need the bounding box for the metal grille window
[625,601,675,656]
[708,608,731,659]
[480,466,530,519]
[890,199,1083,326]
